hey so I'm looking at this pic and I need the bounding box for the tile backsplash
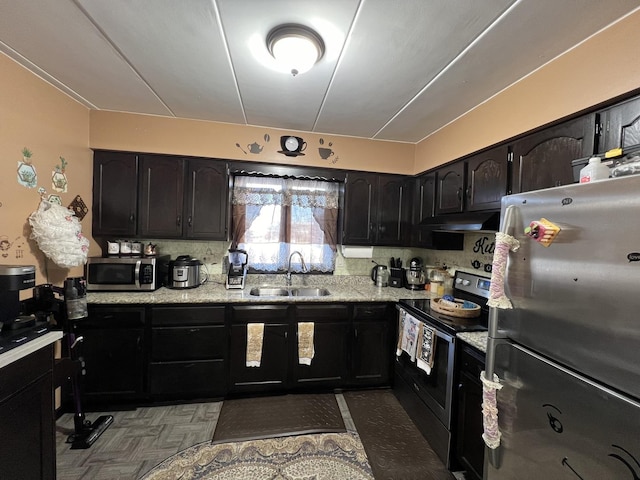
[143,231,495,279]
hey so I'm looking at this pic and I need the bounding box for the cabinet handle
[188,216,193,227]
[354,327,358,339]
[413,382,420,392]
[466,187,471,199]
[176,215,181,227]
[457,189,462,200]
[129,213,135,223]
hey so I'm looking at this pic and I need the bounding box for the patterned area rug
[140,432,373,480]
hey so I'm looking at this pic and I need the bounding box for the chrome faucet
[286,251,308,286]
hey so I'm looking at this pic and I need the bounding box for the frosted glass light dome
[267,25,324,76]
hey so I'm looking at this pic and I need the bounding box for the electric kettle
[371,265,389,287]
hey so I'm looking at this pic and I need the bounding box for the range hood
[419,211,500,231]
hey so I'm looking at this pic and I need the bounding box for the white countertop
[0,331,63,369]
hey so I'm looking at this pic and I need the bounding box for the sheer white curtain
[231,176,339,272]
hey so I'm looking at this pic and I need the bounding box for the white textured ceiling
[1,0,639,143]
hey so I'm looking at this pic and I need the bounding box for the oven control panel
[454,271,491,299]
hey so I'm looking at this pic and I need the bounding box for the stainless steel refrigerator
[483,174,640,480]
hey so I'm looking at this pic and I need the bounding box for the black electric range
[0,320,51,355]
[398,270,490,336]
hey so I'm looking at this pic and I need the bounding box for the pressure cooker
[167,255,203,289]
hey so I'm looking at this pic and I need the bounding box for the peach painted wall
[0,54,97,288]
[415,9,640,173]
[89,111,416,175]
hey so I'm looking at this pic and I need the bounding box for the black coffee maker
[0,265,36,330]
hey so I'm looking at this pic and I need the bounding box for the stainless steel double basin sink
[249,287,331,297]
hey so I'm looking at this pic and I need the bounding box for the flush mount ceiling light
[267,24,325,76]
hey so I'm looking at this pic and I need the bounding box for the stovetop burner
[398,271,490,335]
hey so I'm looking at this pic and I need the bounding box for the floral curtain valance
[232,176,340,209]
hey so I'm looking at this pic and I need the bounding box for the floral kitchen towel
[298,322,315,365]
[246,323,265,367]
[396,310,419,362]
[416,323,437,375]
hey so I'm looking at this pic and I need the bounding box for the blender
[226,248,248,289]
[404,257,426,290]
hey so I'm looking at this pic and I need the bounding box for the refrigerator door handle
[483,337,508,470]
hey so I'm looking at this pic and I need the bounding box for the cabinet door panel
[436,163,465,214]
[149,360,226,397]
[351,320,392,386]
[293,322,349,388]
[139,155,184,237]
[229,323,289,393]
[76,326,145,397]
[342,173,376,245]
[80,306,146,399]
[600,95,640,152]
[186,158,228,240]
[92,151,138,237]
[377,175,405,245]
[511,114,595,193]
[466,145,509,211]
[413,173,436,247]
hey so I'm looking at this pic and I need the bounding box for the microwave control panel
[140,264,155,284]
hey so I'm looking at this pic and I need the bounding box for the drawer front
[152,325,226,361]
[149,359,226,396]
[353,303,389,320]
[152,305,225,326]
[86,306,145,328]
[295,304,349,321]
[230,305,289,323]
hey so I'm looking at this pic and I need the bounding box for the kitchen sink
[249,287,290,297]
[248,287,331,297]
[290,287,331,297]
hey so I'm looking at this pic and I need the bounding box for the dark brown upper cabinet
[435,162,465,215]
[93,151,229,241]
[184,158,229,239]
[92,151,139,237]
[411,172,436,246]
[342,172,409,246]
[596,94,640,153]
[510,113,596,194]
[465,145,509,212]
[139,155,185,238]
[139,155,229,240]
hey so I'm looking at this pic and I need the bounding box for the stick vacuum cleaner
[62,278,113,449]
[29,280,113,449]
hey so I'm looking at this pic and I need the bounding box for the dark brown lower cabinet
[293,305,350,389]
[149,305,227,399]
[350,303,394,386]
[77,306,146,402]
[0,345,55,480]
[455,345,486,480]
[229,305,291,394]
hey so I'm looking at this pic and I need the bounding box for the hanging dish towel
[416,323,437,375]
[396,310,419,361]
[246,323,265,367]
[297,322,315,365]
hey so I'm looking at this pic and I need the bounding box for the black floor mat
[344,389,453,480]
[212,393,346,444]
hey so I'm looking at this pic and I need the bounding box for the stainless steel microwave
[85,256,169,292]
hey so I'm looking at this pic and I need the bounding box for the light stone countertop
[456,331,488,354]
[87,275,438,305]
